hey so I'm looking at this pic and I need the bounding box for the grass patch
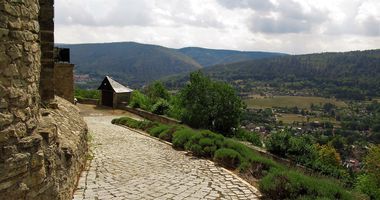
[278,113,338,125]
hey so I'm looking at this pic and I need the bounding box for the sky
[55,0,380,54]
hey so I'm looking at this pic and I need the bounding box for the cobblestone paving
[73,116,260,200]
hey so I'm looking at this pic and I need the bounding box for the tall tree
[180,71,244,135]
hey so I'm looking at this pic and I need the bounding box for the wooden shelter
[98,76,133,108]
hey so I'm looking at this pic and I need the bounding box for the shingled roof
[98,76,133,93]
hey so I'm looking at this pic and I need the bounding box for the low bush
[184,130,225,157]
[158,125,186,142]
[112,117,155,131]
[259,169,354,200]
[214,148,242,169]
[235,128,262,147]
[222,139,256,161]
[172,128,197,149]
[151,98,170,115]
[148,124,170,137]
[222,139,282,177]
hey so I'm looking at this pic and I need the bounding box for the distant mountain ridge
[178,47,286,67]
[58,42,284,88]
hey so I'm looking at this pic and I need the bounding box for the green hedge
[148,124,170,137]
[235,128,262,147]
[214,148,242,169]
[259,169,354,200]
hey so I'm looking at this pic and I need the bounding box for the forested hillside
[59,42,202,88]
[178,47,285,67]
[165,49,380,100]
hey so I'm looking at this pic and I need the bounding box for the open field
[277,113,338,125]
[244,96,347,109]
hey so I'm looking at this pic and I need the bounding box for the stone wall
[39,0,55,102]
[122,106,181,125]
[54,63,74,103]
[0,1,88,199]
[0,0,41,148]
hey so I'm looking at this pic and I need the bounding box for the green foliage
[265,131,292,157]
[364,145,380,182]
[151,99,170,115]
[172,128,197,149]
[74,88,100,99]
[111,117,156,131]
[259,169,354,200]
[265,131,349,180]
[148,124,170,137]
[184,130,225,157]
[235,128,262,147]
[214,148,242,169]
[158,125,185,142]
[129,91,152,111]
[145,81,170,101]
[166,95,185,120]
[180,71,244,135]
[355,174,380,200]
[355,145,380,199]
[222,139,257,161]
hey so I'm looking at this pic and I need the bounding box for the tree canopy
[179,71,244,135]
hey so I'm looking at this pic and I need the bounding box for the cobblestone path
[73,116,260,200]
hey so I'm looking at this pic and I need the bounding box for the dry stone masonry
[1,0,88,199]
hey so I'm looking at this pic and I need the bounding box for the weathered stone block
[0,112,14,127]
[7,44,22,59]
[30,150,44,169]
[3,63,18,77]
[18,134,42,150]
[0,99,8,109]
[8,17,22,29]
[0,27,9,40]
[3,2,21,17]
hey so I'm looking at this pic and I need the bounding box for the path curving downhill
[73,115,259,200]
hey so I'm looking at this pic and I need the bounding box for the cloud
[55,0,154,27]
[216,0,274,11]
[55,0,380,54]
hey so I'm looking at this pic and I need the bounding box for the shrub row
[112,116,356,199]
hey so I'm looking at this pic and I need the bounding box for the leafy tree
[364,145,380,182]
[265,131,292,157]
[315,144,342,167]
[145,81,170,102]
[151,99,170,115]
[74,88,100,99]
[356,145,380,199]
[129,91,152,111]
[179,71,244,135]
